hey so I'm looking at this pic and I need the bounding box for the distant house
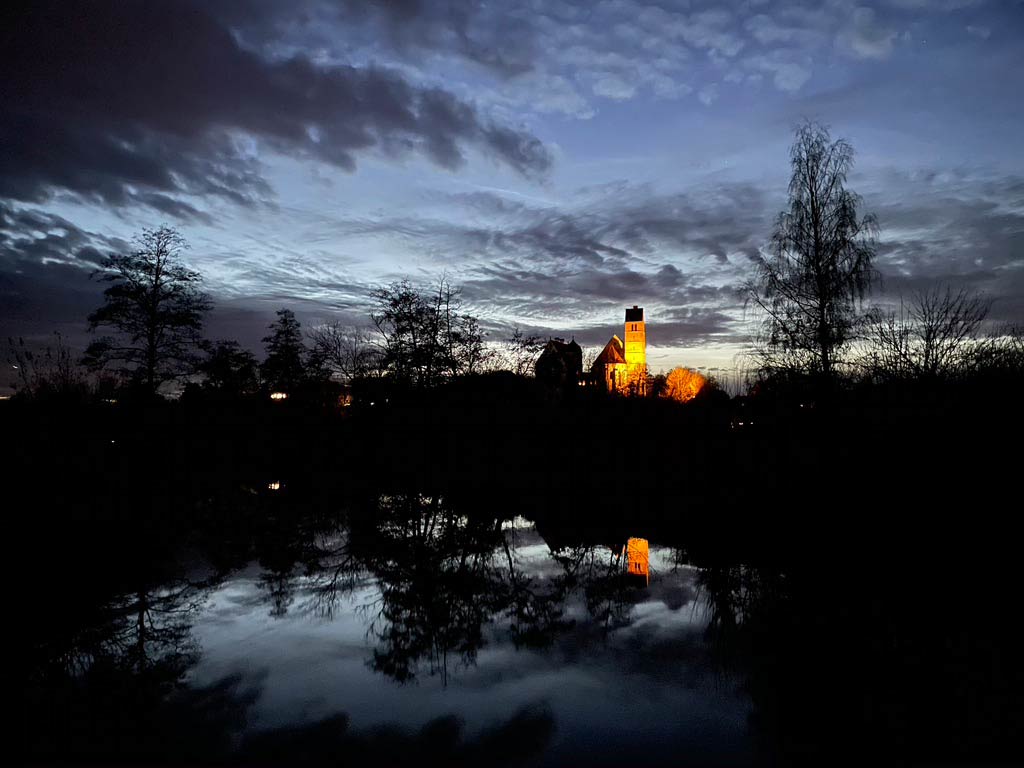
[534,337,583,394]
[592,305,647,394]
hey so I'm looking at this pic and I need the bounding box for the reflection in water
[626,537,650,584]
[37,484,1020,767]
[359,494,505,684]
[46,578,211,680]
[296,494,663,685]
[23,574,228,763]
[181,502,743,766]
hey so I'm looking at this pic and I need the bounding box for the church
[534,305,648,395]
[592,305,647,394]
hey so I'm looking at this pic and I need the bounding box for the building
[593,305,647,394]
[534,337,583,394]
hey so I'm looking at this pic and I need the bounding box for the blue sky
[2,0,1022,376]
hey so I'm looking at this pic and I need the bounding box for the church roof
[593,334,625,368]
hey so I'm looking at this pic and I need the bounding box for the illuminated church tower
[591,304,649,394]
[624,305,647,393]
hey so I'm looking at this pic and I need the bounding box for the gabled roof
[593,335,625,368]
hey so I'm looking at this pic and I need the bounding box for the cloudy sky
[2,0,1022,377]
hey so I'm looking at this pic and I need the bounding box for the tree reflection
[35,576,211,682]
[550,543,634,630]
[360,494,506,684]
[499,529,574,650]
[22,573,227,763]
[696,560,1024,764]
[300,495,588,685]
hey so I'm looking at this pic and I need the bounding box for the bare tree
[6,332,87,398]
[83,226,211,394]
[746,122,879,383]
[369,278,487,387]
[308,321,379,382]
[869,286,993,380]
[501,327,545,376]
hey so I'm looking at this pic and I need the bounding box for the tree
[197,340,260,395]
[308,322,380,383]
[6,332,88,400]
[661,367,706,403]
[503,327,545,377]
[868,286,993,382]
[747,122,878,383]
[261,309,308,393]
[369,278,488,387]
[83,226,211,394]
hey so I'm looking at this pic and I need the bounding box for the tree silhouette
[868,286,993,381]
[747,122,878,383]
[503,327,545,377]
[197,340,260,395]
[308,322,380,383]
[83,226,211,394]
[6,332,87,400]
[261,309,308,393]
[370,278,488,388]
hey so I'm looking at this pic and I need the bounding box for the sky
[2,0,1023,380]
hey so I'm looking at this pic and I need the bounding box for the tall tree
[261,309,308,393]
[84,226,211,394]
[370,278,487,387]
[747,122,878,382]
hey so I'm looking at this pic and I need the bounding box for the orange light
[267,481,281,491]
[662,367,706,402]
[270,391,288,401]
[626,537,650,584]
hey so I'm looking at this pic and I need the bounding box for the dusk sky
[3,0,1023,377]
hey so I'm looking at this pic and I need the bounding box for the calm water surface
[183,517,751,765]
[23,484,1023,766]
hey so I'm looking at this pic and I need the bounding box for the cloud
[216,0,540,78]
[1,0,553,215]
[886,0,985,9]
[698,84,719,106]
[593,74,639,100]
[744,53,813,93]
[0,204,130,348]
[865,169,1024,323]
[839,6,900,60]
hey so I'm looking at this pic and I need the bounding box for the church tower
[624,305,646,393]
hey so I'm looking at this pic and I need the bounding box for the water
[183,524,751,765]
[20,490,1023,765]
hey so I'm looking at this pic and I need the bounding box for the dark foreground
[9,384,1024,766]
